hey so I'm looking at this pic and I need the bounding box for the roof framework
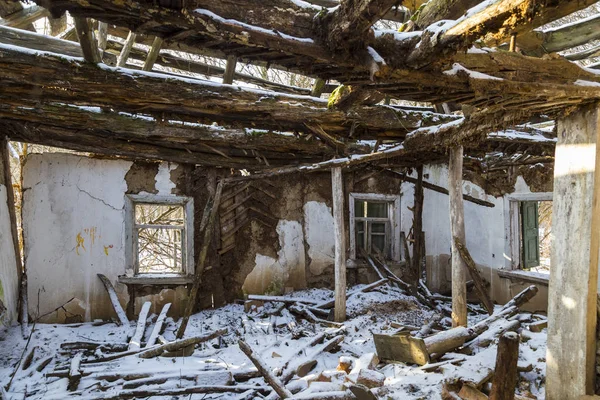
[0,0,597,184]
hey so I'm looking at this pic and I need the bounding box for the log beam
[332,167,347,323]
[449,146,467,327]
[0,5,50,29]
[73,17,101,63]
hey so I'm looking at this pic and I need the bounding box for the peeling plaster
[155,162,177,195]
[0,184,18,325]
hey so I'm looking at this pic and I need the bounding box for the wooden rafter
[0,5,50,29]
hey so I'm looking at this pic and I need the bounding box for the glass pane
[354,200,366,217]
[371,235,386,254]
[356,221,365,233]
[371,222,386,233]
[136,203,184,225]
[367,202,388,218]
[138,227,183,274]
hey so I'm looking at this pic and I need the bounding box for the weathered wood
[413,0,480,30]
[68,352,83,391]
[449,146,467,327]
[459,382,489,400]
[332,167,346,323]
[139,329,227,358]
[423,326,471,355]
[176,180,223,339]
[280,335,345,383]
[97,274,129,326]
[315,278,388,310]
[453,236,494,315]
[142,36,163,71]
[117,31,136,67]
[73,17,102,63]
[238,340,293,398]
[412,165,424,280]
[311,78,326,97]
[546,105,600,400]
[246,295,321,305]
[146,303,171,347]
[129,301,151,350]
[223,54,237,84]
[88,384,270,400]
[0,5,50,29]
[489,332,519,400]
[121,370,232,389]
[373,333,430,365]
[96,21,108,50]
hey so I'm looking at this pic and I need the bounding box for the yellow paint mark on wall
[83,227,97,245]
[75,233,86,255]
[103,244,113,256]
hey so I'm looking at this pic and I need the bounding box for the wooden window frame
[125,194,194,276]
[349,193,401,262]
[503,192,552,270]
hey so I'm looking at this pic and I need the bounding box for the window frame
[349,193,401,262]
[504,192,552,271]
[125,194,194,276]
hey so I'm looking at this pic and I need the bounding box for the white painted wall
[0,184,19,325]
[22,154,184,322]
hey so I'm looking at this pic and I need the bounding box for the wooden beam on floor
[73,17,102,63]
[332,166,347,323]
[546,103,600,400]
[449,146,467,327]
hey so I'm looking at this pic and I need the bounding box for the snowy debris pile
[0,281,548,399]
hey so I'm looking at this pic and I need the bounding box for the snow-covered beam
[0,43,458,139]
[0,5,49,29]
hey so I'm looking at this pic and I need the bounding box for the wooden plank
[142,36,163,71]
[97,274,129,326]
[73,17,102,63]
[453,236,494,315]
[332,167,346,323]
[117,31,136,67]
[238,340,292,398]
[146,303,171,347]
[373,333,430,365]
[129,301,151,351]
[489,332,519,400]
[449,146,467,327]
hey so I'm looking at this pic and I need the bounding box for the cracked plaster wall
[0,184,19,326]
[22,153,188,322]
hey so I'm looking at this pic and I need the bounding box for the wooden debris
[139,329,227,359]
[489,332,520,400]
[281,335,345,383]
[349,384,378,400]
[458,382,489,400]
[528,319,547,333]
[238,339,293,399]
[128,301,151,351]
[315,278,388,310]
[97,274,129,326]
[146,303,171,347]
[67,352,83,391]
[247,295,321,305]
[356,369,385,388]
[454,236,494,315]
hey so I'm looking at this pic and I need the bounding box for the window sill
[497,269,549,286]
[118,274,194,285]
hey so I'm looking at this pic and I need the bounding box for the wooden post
[490,332,520,400]
[117,31,136,67]
[412,165,424,281]
[142,36,163,72]
[311,78,326,97]
[97,22,108,51]
[223,55,237,84]
[546,104,600,400]
[73,17,102,63]
[449,146,467,327]
[331,167,346,322]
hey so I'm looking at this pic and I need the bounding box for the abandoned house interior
[1,0,600,398]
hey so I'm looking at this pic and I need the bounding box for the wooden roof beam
[0,43,459,139]
[73,16,102,63]
[482,0,599,49]
[315,0,399,52]
[0,5,50,29]
[516,12,600,56]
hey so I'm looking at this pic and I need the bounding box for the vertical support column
[223,55,237,85]
[449,146,467,327]
[117,31,137,68]
[73,17,102,64]
[412,165,424,281]
[143,36,164,72]
[546,105,600,400]
[332,167,346,322]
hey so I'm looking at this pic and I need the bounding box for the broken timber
[453,236,494,315]
[97,274,129,326]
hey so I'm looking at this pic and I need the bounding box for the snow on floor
[0,284,547,399]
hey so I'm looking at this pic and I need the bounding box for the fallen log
[122,370,233,389]
[67,352,83,391]
[315,279,388,309]
[280,335,345,383]
[289,304,344,328]
[146,303,171,347]
[87,384,271,400]
[60,341,128,352]
[290,391,354,400]
[139,328,227,359]
[129,301,151,350]
[454,236,494,315]
[97,274,129,326]
[277,332,327,376]
[238,339,293,399]
[247,295,322,305]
